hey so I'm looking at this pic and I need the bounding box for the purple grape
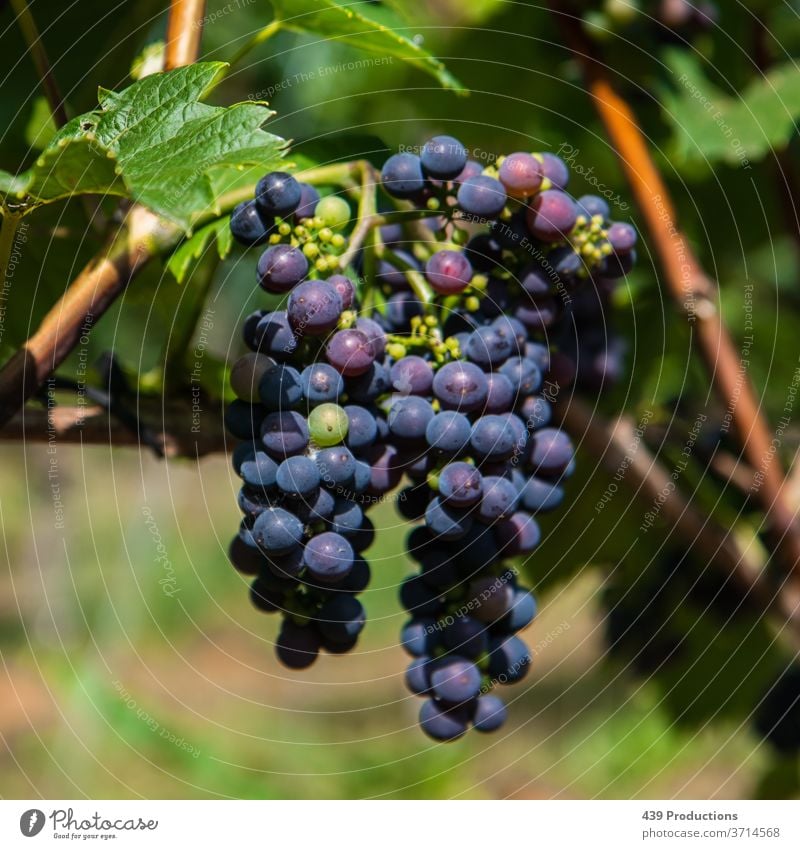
[230,200,270,246]
[484,372,516,413]
[318,595,365,643]
[498,152,544,198]
[328,273,355,309]
[276,455,320,498]
[276,620,320,669]
[390,355,434,396]
[257,244,308,293]
[432,361,489,412]
[465,325,513,368]
[256,171,302,218]
[419,699,470,741]
[420,135,468,180]
[425,410,472,453]
[540,152,569,189]
[252,506,304,555]
[529,428,574,477]
[287,279,343,336]
[607,221,638,253]
[425,497,473,540]
[526,189,578,241]
[260,410,309,457]
[300,363,344,405]
[430,656,482,704]
[381,152,425,198]
[388,396,435,441]
[476,476,519,523]
[253,311,298,359]
[472,695,508,732]
[438,462,483,507]
[343,405,378,452]
[294,182,321,220]
[494,511,541,555]
[303,532,354,582]
[325,329,375,376]
[457,175,507,219]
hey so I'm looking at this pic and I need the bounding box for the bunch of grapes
[225,134,638,740]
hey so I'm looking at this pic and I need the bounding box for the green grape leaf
[0,62,287,231]
[662,49,800,166]
[266,0,465,92]
[167,217,234,283]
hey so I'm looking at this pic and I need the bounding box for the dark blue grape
[352,460,371,494]
[520,476,564,512]
[504,588,537,631]
[257,244,308,293]
[430,656,482,704]
[419,699,470,741]
[303,532,354,582]
[484,372,515,414]
[260,410,309,457]
[300,363,344,405]
[442,616,489,659]
[465,325,513,368]
[495,511,541,555]
[390,355,434,396]
[388,396,435,441]
[520,263,553,298]
[318,595,366,643]
[294,182,321,220]
[425,410,472,453]
[381,152,425,198]
[472,695,508,732]
[365,444,403,494]
[401,618,439,657]
[287,280,343,336]
[252,507,304,555]
[343,405,378,452]
[514,298,560,331]
[265,547,305,579]
[276,455,320,498]
[258,363,303,411]
[406,656,433,695]
[457,175,507,218]
[230,200,270,246]
[228,534,266,575]
[225,400,266,440]
[256,171,302,218]
[438,462,483,507]
[316,447,356,488]
[243,310,266,351]
[476,476,519,523]
[577,194,610,220]
[432,361,488,412]
[250,577,284,613]
[296,486,336,522]
[470,415,519,461]
[400,576,443,617]
[346,362,391,404]
[519,395,552,429]
[253,311,297,359]
[425,497,473,540]
[385,291,424,330]
[420,135,468,180]
[276,620,320,669]
[488,635,531,683]
[330,497,363,535]
[529,428,574,477]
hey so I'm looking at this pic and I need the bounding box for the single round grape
[438,462,483,507]
[258,363,303,411]
[225,400,266,440]
[300,363,343,405]
[294,182,320,220]
[307,402,349,447]
[390,355,434,396]
[465,325,513,368]
[472,695,508,732]
[318,595,366,643]
[607,221,638,253]
[328,274,355,309]
[492,314,526,353]
[239,450,278,490]
[498,152,544,198]
[484,372,515,414]
[401,618,438,657]
[325,329,375,376]
[230,352,275,402]
[455,159,483,183]
[495,511,541,555]
[577,194,610,220]
[228,534,266,575]
[276,455,320,498]
[242,310,266,351]
[432,361,489,412]
[388,396,435,442]
[540,151,569,189]
[346,362,391,404]
[275,620,320,669]
[430,656,482,704]
[488,635,531,683]
[425,497,473,540]
[230,200,270,246]
[425,250,473,296]
[470,415,518,461]
[520,476,563,512]
[303,532,354,582]
[253,311,297,359]
[316,446,357,487]
[469,576,514,624]
[297,486,336,522]
[315,194,351,229]
[425,410,472,453]
[287,279,343,336]
[406,656,433,695]
[381,152,425,198]
[255,171,302,218]
[457,175,507,219]
[529,428,574,477]
[260,410,309,457]
[526,189,578,242]
[505,587,538,631]
[499,356,542,395]
[442,615,489,659]
[330,498,364,536]
[420,135,468,180]
[252,506,304,555]
[249,577,284,613]
[344,405,378,452]
[419,699,469,741]
[257,244,308,293]
[476,476,519,523]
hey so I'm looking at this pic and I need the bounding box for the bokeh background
[1,0,799,798]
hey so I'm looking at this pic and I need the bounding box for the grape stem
[551,2,800,580]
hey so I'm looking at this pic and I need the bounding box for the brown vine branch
[559,398,800,651]
[0,0,208,428]
[549,5,800,577]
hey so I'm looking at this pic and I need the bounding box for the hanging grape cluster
[225,134,638,740]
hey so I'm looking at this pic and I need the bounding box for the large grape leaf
[0,63,287,231]
[662,50,800,166]
[265,0,465,92]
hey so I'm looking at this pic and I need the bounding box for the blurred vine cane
[0,0,207,428]
[548,2,800,583]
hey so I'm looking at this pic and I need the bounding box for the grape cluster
[225,134,637,740]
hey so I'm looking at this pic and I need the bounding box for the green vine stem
[227,19,282,73]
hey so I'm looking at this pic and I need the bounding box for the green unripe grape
[230,352,275,402]
[315,195,351,230]
[308,403,349,446]
[604,0,638,25]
